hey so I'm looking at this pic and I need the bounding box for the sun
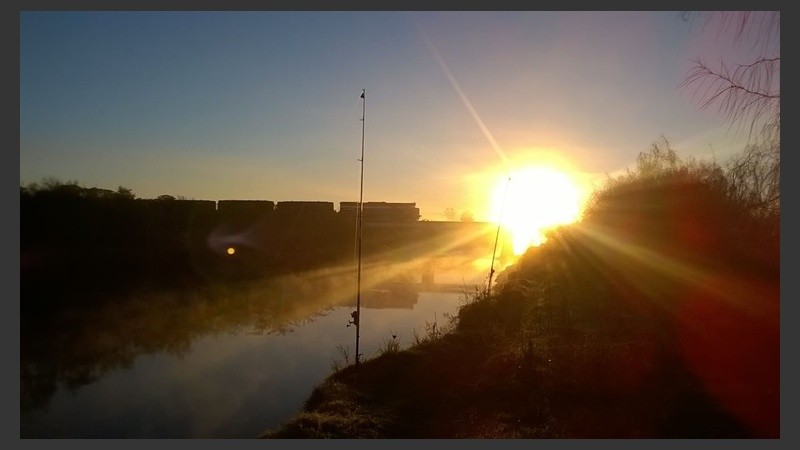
[490,166,583,255]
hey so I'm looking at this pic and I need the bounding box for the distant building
[339,201,358,216]
[276,201,335,220]
[137,198,217,216]
[217,200,275,218]
[339,201,420,222]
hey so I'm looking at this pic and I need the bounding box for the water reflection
[21,260,482,438]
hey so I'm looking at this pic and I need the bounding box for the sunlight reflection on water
[21,286,466,438]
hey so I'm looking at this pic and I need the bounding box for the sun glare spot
[227,247,236,255]
[490,166,583,255]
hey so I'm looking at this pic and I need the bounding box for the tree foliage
[21,177,137,201]
[491,138,779,436]
[678,11,780,222]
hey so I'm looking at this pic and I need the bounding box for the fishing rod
[354,88,366,367]
[487,176,510,297]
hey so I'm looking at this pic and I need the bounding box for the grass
[263,292,764,439]
[264,143,780,439]
[261,381,394,438]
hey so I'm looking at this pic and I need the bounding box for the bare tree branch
[679,11,780,143]
[681,11,780,53]
[681,57,779,141]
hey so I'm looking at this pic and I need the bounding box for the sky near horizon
[20,11,776,220]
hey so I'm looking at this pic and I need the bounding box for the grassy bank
[263,141,779,439]
[263,290,773,438]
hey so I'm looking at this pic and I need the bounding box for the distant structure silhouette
[340,201,420,222]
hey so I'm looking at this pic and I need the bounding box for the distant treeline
[20,179,498,311]
[20,181,352,306]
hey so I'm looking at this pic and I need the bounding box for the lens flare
[490,166,583,254]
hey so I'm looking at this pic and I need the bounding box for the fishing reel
[347,310,359,327]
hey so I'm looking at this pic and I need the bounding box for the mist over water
[21,259,486,438]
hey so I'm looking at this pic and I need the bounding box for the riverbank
[263,143,782,439]
[262,292,768,438]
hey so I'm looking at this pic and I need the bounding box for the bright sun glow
[490,166,583,255]
[226,247,236,255]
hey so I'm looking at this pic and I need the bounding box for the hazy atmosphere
[20,10,779,439]
[20,11,763,219]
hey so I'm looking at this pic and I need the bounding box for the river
[21,260,485,438]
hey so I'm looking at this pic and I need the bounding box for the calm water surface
[21,264,478,438]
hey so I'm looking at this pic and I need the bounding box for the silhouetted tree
[492,137,779,436]
[679,11,780,220]
[680,11,780,142]
[117,186,135,199]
